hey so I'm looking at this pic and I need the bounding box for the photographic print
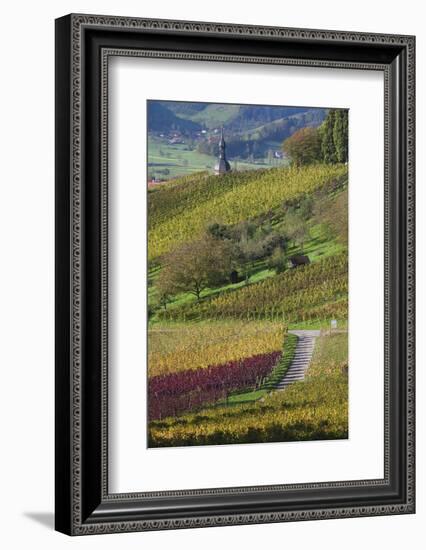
[56,16,415,533]
[147,100,349,448]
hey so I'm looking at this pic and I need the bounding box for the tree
[333,110,349,163]
[157,237,233,300]
[319,109,348,164]
[282,211,310,252]
[297,195,314,220]
[314,189,348,246]
[267,247,288,274]
[321,109,337,164]
[232,220,257,242]
[282,127,321,166]
[235,237,259,284]
[206,222,231,240]
[155,273,175,311]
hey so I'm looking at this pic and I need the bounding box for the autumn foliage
[148,351,282,420]
[282,127,321,167]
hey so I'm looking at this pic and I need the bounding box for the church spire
[219,126,225,154]
[214,127,231,175]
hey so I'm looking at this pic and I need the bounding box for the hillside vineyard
[146,104,349,448]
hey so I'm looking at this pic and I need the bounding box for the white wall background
[0,0,423,548]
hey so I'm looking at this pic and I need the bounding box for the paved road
[276,330,320,390]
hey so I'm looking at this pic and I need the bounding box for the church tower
[214,127,232,175]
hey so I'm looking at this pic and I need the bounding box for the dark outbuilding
[230,270,239,284]
[288,255,310,268]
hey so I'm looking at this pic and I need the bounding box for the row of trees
[282,109,348,167]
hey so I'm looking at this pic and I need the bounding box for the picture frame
[55,13,415,535]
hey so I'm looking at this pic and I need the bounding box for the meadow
[148,137,279,180]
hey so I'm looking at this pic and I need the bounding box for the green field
[148,136,286,180]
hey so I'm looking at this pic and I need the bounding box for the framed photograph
[55,14,415,535]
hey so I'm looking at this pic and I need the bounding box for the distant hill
[160,101,324,132]
[147,101,328,175]
[147,101,202,133]
[161,102,208,118]
[239,110,326,140]
[196,109,327,158]
[227,105,321,132]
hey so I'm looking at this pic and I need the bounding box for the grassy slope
[307,331,348,376]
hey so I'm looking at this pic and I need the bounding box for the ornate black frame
[55,13,415,536]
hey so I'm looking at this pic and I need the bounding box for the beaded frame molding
[55,14,415,536]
